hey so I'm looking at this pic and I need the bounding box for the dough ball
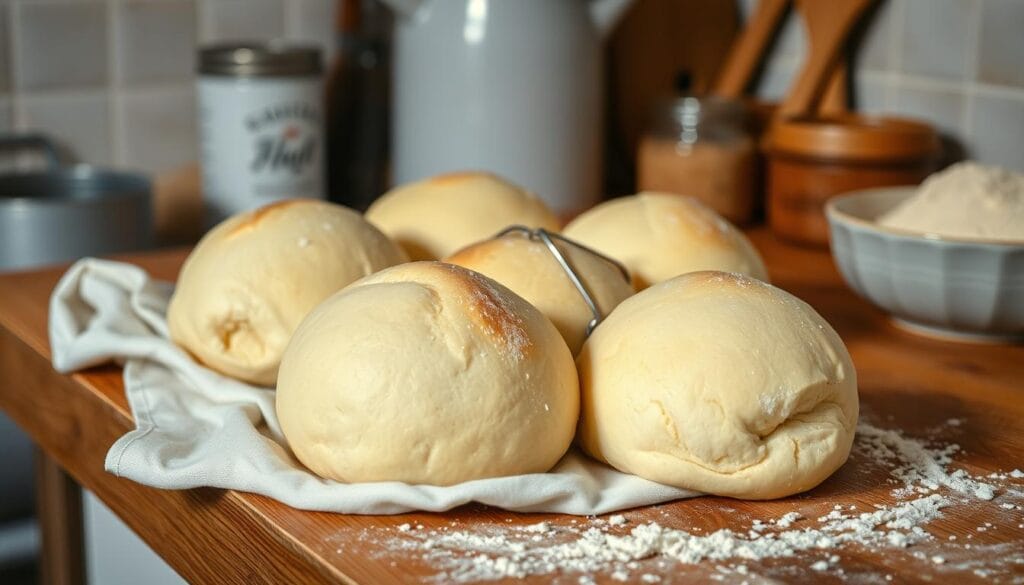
[578,271,858,499]
[168,199,407,386]
[446,234,634,355]
[275,261,579,486]
[563,192,768,290]
[365,172,561,261]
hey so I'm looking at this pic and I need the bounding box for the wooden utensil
[777,0,874,118]
[820,60,850,115]
[762,0,935,248]
[713,0,790,98]
[712,0,851,121]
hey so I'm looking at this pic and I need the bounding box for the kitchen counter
[1,229,1022,584]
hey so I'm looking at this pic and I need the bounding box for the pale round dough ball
[276,261,579,486]
[563,192,769,290]
[578,271,858,499]
[365,172,561,261]
[168,199,407,386]
[446,234,634,355]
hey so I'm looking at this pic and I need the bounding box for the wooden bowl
[765,114,939,248]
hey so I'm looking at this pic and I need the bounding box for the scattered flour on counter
[607,515,627,527]
[373,419,1023,583]
[774,512,802,528]
[386,494,948,582]
[854,422,998,500]
[522,522,551,534]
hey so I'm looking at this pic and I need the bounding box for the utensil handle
[778,0,873,118]
[713,0,790,98]
[820,60,850,115]
[0,134,62,170]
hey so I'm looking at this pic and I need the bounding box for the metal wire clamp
[494,226,630,337]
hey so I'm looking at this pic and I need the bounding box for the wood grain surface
[0,229,1022,584]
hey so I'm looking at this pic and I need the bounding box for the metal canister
[198,43,324,227]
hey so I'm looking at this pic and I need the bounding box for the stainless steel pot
[0,135,153,272]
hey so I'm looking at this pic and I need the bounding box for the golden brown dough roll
[578,271,858,500]
[366,172,560,261]
[167,199,407,386]
[563,192,768,290]
[447,233,633,354]
[276,262,579,485]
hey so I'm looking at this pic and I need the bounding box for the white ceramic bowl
[826,187,1024,342]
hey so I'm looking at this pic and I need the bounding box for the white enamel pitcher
[380,0,634,216]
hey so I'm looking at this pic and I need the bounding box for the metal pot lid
[0,165,151,205]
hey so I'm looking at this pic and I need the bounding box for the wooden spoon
[820,60,850,115]
[777,0,874,118]
[713,0,790,98]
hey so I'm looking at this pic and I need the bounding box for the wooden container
[766,114,939,247]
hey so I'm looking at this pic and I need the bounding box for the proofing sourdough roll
[167,199,407,386]
[578,271,858,499]
[562,192,768,290]
[275,261,579,486]
[446,233,634,355]
[365,172,561,261]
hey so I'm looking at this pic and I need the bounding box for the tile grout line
[971,82,1024,101]
[8,0,24,131]
[283,0,300,39]
[196,0,213,45]
[886,71,1024,99]
[961,0,984,141]
[108,0,125,167]
[15,82,200,101]
[884,0,907,111]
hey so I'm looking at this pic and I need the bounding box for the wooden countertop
[1,229,1022,584]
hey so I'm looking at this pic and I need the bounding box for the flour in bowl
[878,162,1024,241]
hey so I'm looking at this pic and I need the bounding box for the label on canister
[198,76,324,226]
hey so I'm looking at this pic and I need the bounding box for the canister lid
[199,43,322,77]
[657,96,748,125]
[647,95,750,140]
[767,114,940,161]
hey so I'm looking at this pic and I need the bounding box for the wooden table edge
[2,234,1022,585]
[0,306,361,585]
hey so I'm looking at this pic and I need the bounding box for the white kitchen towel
[48,258,698,515]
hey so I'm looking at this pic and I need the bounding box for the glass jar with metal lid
[637,95,756,224]
[198,43,324,227]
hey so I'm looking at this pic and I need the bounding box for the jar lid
[199,43,322,77]
[658,95,747,124]
[767,114,940,161]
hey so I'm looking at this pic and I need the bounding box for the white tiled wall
[2,0,1022,175]
[742,0,1024,173]
[0,0,335,174]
